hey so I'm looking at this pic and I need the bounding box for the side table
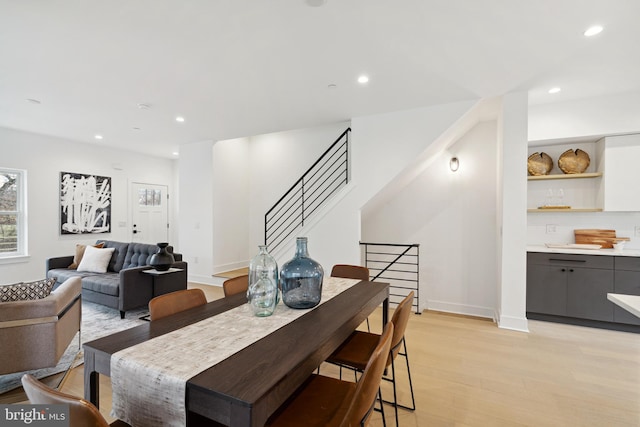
[142,267,185,296]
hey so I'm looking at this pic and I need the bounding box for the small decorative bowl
[558,149,590,174]
[527,152,553,176]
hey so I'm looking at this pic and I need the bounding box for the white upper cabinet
[599,134,640,212]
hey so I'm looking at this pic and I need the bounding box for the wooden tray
[574,229,630,249]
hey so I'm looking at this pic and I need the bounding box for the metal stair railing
[265,128,350,251]
[360,242,420,314]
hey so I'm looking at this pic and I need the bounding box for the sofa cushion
[123,242,157,269]
[78,246,115,273]
[0,278,56,302]
[81,273,120,296]
[69,242,105,269]
[47,268,98,285]
[97,240,129,272]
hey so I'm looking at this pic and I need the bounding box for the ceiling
[1,0,639,158]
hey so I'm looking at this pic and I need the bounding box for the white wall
[0,127,178,284]
[498,92,529,332]
[527,91,640,248]
[291,101,479,275]
[529,90,640,142]
[178,140,215,284]
[212,137,250,273]
[361,121,498,317]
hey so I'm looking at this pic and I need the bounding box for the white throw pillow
[77,245,115,273]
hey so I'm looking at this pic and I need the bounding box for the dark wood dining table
[84,279,389,427]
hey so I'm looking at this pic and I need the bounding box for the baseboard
[427,300,494,319]
[188,273,218,286]
[497,313,529,332]
[212,260,249,275]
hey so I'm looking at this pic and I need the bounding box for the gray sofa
[46,240,187,319]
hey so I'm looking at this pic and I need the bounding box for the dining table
[83,278,389,427]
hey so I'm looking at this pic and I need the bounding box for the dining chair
[327,291,416,427]
[223,274,249,297]
[266,323,393,427]
[148,288,207,321]
[21,374,131,427]
[331,264,371,331]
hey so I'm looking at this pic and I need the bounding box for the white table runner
[110,277,360,427]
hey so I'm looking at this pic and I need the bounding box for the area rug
[0,301,148,395]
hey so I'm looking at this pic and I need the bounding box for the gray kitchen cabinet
[527,252,614,322]
[566,267,614,321]
[526,263,567,316]
[614,257,640,325]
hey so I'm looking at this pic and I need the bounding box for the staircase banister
[265,128,350,219]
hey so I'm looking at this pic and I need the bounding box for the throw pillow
[77,246,115,273]
[68,242,105,269]
[0,278,56,302]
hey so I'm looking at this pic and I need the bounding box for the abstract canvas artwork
[60,171,111,234]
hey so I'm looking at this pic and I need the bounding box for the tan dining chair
[223,274,249,297]
[331,264,371,331]
[266,323,393,427]
[21,374,131,427]
[327,291,416,427]
[148,288,207,321]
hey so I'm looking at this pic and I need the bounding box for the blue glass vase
[280,237,324,309]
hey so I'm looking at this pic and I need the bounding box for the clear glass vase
[280,237,324,309]
[248,271,277,317]
[248,245,279,304]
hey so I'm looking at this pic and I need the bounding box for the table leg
[84,352,99,407]
[382,297,389,328]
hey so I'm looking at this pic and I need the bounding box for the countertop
[607,293,640,318]
[527,245,640,257]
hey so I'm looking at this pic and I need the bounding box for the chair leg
[377,388,387,427]
[379,338,416,426]
[401,337,416,411]
[366,317,371,332]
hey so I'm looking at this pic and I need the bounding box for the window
[0,168,27,258]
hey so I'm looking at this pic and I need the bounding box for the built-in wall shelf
[527,172,603,181]
[527,208,604,213]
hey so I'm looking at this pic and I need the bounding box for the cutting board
[574,229,630,249]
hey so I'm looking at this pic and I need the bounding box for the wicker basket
[558,149,590,174]
[527,152,553,176]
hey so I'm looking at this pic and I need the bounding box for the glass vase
[248,245,279,304]
[280,237,324,309]
[248,271,277,317]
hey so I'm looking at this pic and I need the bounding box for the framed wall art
[60,171,111,234]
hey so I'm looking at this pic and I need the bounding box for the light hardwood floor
[17,283,640,426]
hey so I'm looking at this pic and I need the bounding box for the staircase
[264,128,351,252]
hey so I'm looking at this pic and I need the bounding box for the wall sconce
[449,157,459,172]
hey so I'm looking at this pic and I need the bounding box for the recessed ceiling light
[26,98,41,104]
[172,152,179,156]
[137,103,151,110]
[328,84,337,89]
[132,127,141,130]
[548,87,561,94]
[94,135,103,140]
[584,25,603,37]
[175,116,185,123]
[357,75,369,84]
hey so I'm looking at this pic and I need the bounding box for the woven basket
[558,149,590,174]
[527,152,553,176]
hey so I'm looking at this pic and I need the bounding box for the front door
[131,182,169,244]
